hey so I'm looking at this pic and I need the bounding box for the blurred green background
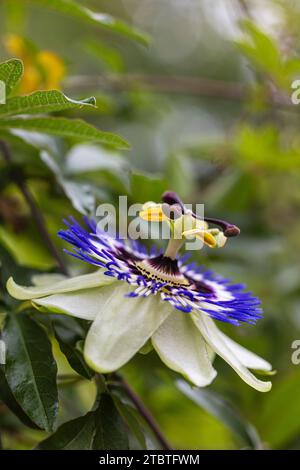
[1,0,300,450]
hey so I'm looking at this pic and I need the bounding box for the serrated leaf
[37,412,96,449]
[27,0,150,46]
[176,379,261,449]
[2,312,58,432]
[0,59,24,97]
[0,117,130,149]
[0,90,96,118]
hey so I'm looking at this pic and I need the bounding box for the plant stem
[114,373,172,451]
[66,74,246,101]
[0,140,68,275]
[65,74,293,108]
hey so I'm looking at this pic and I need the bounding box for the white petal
[152,312,217,387]
[31,273,67,286]
[191,313,272,392]
[33,284,116,320]
[219,332,272,371]
[7,270,115,300]
[84,283,172,373]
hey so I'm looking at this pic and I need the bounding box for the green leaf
[258,371,300,448]
[176,379,261,449]
[62,143,130,198]
[93,394,129,450]
[40,150,96,215]
[37,393,129,450]
[0,59,24,97]
[58,179,95,215]
[85,40,125,73]
[2,312,58,432]
[207,171,256,212]
[0,224,55,271]
[131,172,168,203]
[5,0,26,33]
[0,117,130,149]
[239,20,281,72]
[52,315,94,380]
[236,20,286,86]
[27,0,150,46]
[233,125,300,171]
[37,412,96,449]
[0,90,96,118]
[0,241,36,286]
[0,366,40,429]
[114,396,147,449]
[166,152,194,200]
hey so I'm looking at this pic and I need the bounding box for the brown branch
[113,373,172,450]
[65,74,294,108]
[0,140,68,275]
[65,74,247,101]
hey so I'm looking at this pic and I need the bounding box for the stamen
[140,204,165,222]
[161,190,240,238]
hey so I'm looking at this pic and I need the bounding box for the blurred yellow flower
[4,34,66,94]
[37,51,66,90]
[5,34,27,58]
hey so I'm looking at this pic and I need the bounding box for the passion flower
[7,192,272,392]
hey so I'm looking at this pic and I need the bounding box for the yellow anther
[139,203,166,222]
[213,230,227,248]
[182,229,218,248]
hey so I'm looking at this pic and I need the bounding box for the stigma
[139,191,240,261]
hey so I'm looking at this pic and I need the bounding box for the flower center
[135,255,190,287]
